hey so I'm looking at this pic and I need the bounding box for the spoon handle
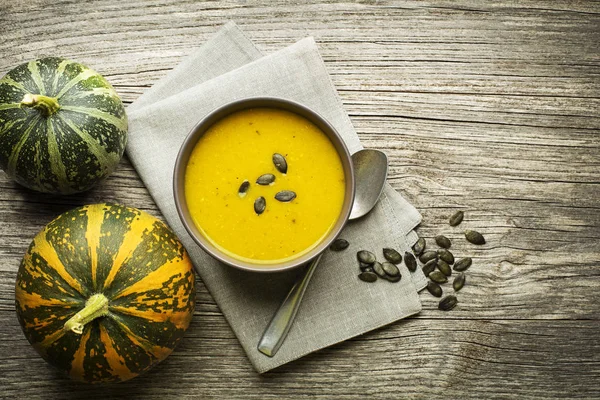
[257,253,323,357]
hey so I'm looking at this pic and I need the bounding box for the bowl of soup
[173,97,355,272]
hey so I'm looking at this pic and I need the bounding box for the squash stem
[63,293,109,335]
[21,93,60,117]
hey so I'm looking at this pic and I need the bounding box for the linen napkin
[126,22,425,373]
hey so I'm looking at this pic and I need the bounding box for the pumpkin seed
[256,173,276,185]
[330,238,349,251]
[465,229,486,245]
[429,271,448,284]
[372,261,386,278]
[419,250,438,264]
[453,273,466,292]
[272,153,288,174]
[435,235,451,249]
[358,271,378,282]
[383,248,402,264]
[437,249,454,264]
[359,262,372,272]
[387,273,401,283]
[438,295,458,311]
[422,260,437,276]
[254,197,266,215]
[449,211,464,227]
[453,257,472,272]
[413,237,426,256]
[404,252,417,272]
[363,266,374,273]
[275,190,296,202]
[426,281,443,297]
[357,250,376,265]
[437,260,452,277]
[381,262,400,277]
[238,180,250,197]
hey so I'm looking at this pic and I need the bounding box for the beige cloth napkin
[126,22,424,373]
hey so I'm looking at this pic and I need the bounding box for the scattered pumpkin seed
[413,237,426,256]
[238,180,250,197]
[383,248,402,264]
[359,262,372,272]
[465,229,486,245]
[404,252,417,272]
[438,295,458,311]
[254,197,266,215]
[275,190,296,202]
[372,261,386,278]
[358,271,378,282]
[449,211,464,227]
[357,250,376,265]
[272,153,288,174]
[453,257,472,272]
[419,250,438,264]
[435,235,451,249]
[330,238,349,251]
[437,249,455,264]
[426,281,443,297]
[381,262,400,277]
[387,274,401,283]
[256,173,276,185]
[429,271,448,284]
[437,260,452,277]
[453,273,466,292]
[422,260,437,276]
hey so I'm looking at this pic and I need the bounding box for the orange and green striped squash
[15,203,196,383]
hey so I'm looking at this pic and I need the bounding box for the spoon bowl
[258,149,388,357]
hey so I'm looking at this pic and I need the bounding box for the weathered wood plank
[0,0,599,398]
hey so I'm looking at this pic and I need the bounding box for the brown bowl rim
[173,97,355,273]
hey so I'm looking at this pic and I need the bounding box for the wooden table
[1,1,599,398]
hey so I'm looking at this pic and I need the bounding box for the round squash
[15,203,196,383]
[0,57,127,194]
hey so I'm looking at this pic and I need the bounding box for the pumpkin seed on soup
[275,190,296,202]
[435,235,451,249]
[358,271,378,282]
[254,197,266,215]
[453,273,466,292]
[238,180,250,197]
[359,262,372,272]
[437,249,454,264]
[426,281,443,297]
[272,153,288,174]
[383,248,402,264]
[465,230,486,245]
[413,237,426,256]
[422,260,437,276]
[330,238,349,251]
[256,173,276,185]
[357,250,376,265]
[453,257,472,272]
[419,250,437,264]
[404,252,417,272]
[429,271,447,284]
[439,295,458,311]
[449,211,464,227]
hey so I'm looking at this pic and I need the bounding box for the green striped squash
[15,203,196,383]
[0,57,127,194]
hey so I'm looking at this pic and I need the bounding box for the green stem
[21,93,60,117]
[63,293,109,335]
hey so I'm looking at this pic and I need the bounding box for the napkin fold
[126,22,424,373]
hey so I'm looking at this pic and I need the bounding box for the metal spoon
[258,149,388,357]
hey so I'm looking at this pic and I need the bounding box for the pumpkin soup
[184,107,345,265]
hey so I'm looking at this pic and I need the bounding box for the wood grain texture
[0,0,599,398]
